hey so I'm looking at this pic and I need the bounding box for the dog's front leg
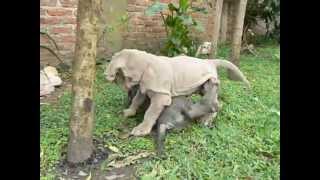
[130,93,169,136]
[123,90,146,117]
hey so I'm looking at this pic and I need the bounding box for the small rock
[78,170,88,176]
[48,75,62,86]
[43,66,59,77]
[40,66,63,97]
[119,132,130,139]
[93,158,98,163]
[105,174,125,180]
[62,169,68,175]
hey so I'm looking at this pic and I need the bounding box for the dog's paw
[123,108,136,117]
[130,123,152,136]
[199,112,217,127]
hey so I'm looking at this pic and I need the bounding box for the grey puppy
[156,80,219,155]
[128,80,219,155]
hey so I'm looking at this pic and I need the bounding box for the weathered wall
[123,0,215,54]
[40,0,78,64]
[97,0,128,59]
[40,0,235,63]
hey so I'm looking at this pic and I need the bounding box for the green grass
[40,43,280,179]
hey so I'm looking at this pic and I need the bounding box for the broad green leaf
[119,14,129,23]
[191,6,208,14]
[170,37,181,46]
[145,1,168,16]
[168,3,179,12]
[179,15,193,25]
[179,0,190,13]
[165,16,177,27]
[193,20,205,32]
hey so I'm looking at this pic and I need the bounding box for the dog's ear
[106,67,120,82]
[106,50,131,82]
[105,59,124,82]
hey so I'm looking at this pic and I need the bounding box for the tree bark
[210,0,224,58]
[228,0,248,79]
[219,2,229,42]
[67,0,102,164]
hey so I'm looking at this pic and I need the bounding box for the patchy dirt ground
[55,138,151,180]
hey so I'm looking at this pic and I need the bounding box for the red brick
[160,0,171,3]
[59,0,78,8]
[40,8,46,15]
[135,0,147,6]
[127,5,136,12]
[136,41,146,46]
[132,19,144,25]
[135,26,146,32]
[137,16,147,21]
[127,0,136,4]
[59,50,74,56]
[47,8,73,16]
[145,27,153,32]
[58,42,75,50]
[134,6,145,11]
[61,35,76,43]
[152,16,161,21]
[40,36,50,44]
[192,13,200,18]
[40,0,57,6]
[156,32,167,38]
[40,17,61,24]
[50,26,73,34]
[131,32,145,38]
[145,33,156,38]
[145,21,157,27]
[62,17,77,24]
[152,27,165,33]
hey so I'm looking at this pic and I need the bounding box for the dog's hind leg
[156,123,167,156]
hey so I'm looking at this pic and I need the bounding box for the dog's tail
[208,59,251,89]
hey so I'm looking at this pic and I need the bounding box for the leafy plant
[145,0,207,57]
[97,13,131,63]
[98,13,130,44]
[244,0,280,43]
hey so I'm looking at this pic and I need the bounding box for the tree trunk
[228,0,248,79]
[219,2,229,42]
[67,0,102,164]
[210,0,224,58]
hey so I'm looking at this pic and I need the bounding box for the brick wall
[40,0,78,64]
[123,0,215,54]
[40,0,233,63]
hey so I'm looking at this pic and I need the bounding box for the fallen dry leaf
[107,151,155,168]
[107,145,120,153]
[86,172,92,180]
[78,170,88,176]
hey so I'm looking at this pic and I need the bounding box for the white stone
[40,66,63,96]
[78,170,88,176]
